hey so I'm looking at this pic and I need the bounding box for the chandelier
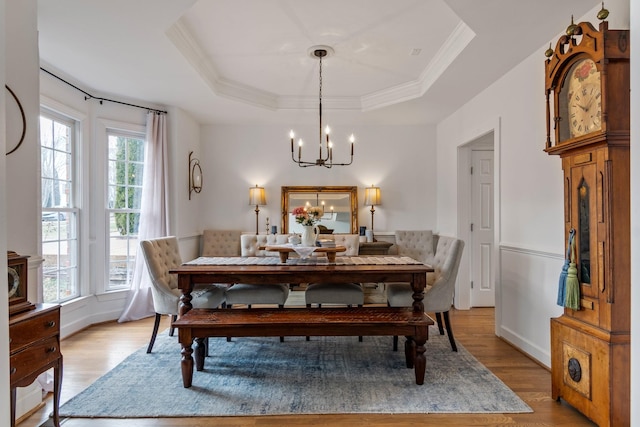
[290,46,355,168]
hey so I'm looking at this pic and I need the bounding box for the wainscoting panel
[498,245,565,368]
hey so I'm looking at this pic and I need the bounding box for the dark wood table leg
[180,333,194,388]
[52,358,62,426]
[411,272,426,313]
[195,337,206,371]
[178,274,194,318]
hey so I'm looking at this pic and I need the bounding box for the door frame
[456,121,501,334]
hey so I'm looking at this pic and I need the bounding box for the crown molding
[168,18,474,112]
[361,21,475,111]
[166,19,279,110]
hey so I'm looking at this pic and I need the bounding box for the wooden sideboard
[10,304,62,427]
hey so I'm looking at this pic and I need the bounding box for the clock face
[567,59,602,138]
[8,267,20,298]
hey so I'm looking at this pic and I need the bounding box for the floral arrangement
[292,206,323,226]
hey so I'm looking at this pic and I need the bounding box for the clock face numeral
[566,59,602,138]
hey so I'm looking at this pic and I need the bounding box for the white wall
[436,0,630,368]
[199,123,437,234]
[168,106,203,259]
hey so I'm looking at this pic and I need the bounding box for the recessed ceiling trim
[167,19,279,110]
[361,21,476,111]
[169,17,474,113]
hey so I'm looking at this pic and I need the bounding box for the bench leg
[180,341,194,388]
[404,336,416,369]
[404,335,427,385]
[195,337,206,371]
[414,338,426,385]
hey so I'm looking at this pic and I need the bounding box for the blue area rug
[59,327,532,417]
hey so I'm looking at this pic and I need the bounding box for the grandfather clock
[544,8,629,426]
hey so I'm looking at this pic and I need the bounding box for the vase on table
[301,225,318,247]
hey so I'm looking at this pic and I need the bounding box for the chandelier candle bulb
[290,130,295,153]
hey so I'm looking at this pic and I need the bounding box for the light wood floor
[20,298,595,426]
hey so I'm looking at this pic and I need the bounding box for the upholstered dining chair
[203,231,290,342]
[140,236,225,353]
[305,234,363,341]
[386,231,465,352]
[305,234,362,307]
[215,232,290,309]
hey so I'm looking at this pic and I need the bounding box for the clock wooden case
[8,251,34,316]
[544,17,629,427]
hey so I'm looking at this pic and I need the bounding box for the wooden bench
[173,307,434,388]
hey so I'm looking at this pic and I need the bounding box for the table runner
[185,256,422,266]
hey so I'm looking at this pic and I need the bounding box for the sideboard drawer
[10,335,61,383]
[9,308,59,353]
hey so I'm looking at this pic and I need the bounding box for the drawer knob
[46,321,56,328]
[10,367,16,375]
[46,346,57,354]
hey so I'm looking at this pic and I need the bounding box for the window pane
[54,121,70,151]
[106,130,145,291]
[41,111,79,303]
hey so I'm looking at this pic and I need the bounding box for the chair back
[140,236,183,315]
[332,234,360,256]
[394,230,435,264]
[423,236,465,313]
[241,234,290,256]
[201,230,242,256]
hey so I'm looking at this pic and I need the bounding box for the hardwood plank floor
[20,301,595,426]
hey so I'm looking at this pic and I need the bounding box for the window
[40,112,79,303]
[106,131,144,290]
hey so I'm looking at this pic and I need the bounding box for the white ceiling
[37,0,599,126]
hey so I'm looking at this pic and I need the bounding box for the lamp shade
[364,186,381,206]
[249,185,266,206]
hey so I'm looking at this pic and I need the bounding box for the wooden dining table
[170,256,434,386]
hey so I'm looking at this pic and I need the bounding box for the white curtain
[118,112,170,322]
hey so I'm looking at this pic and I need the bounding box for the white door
[470,149,495,306]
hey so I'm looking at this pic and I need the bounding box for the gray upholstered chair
[387,230,465,352]
[140,236,225,353]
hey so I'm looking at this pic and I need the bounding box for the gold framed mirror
[281,186,358,234]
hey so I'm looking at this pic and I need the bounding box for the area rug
[59,327,532,418]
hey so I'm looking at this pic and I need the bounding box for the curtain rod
[40,67,168,115]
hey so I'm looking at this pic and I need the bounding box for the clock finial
[597,2,609,21]
[566,15,577,36]
[545,43,553,58]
